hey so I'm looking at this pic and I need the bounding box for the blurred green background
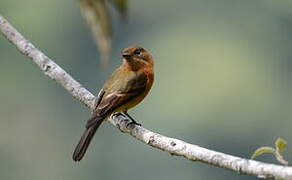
[1,0,292,179]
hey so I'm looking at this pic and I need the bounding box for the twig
[0,15,291,180]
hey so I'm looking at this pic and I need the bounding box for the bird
[73,46,154,161]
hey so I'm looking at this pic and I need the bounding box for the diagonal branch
[0,15,291,180]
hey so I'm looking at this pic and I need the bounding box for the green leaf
[251,138,289,165]
[275,152,289,166]
[251,146,275,159]
[274,138,289,165]
[275,138,287,154]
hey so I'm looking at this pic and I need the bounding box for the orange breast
[117,70,154,112]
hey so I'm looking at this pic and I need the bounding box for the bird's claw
[112,112,142,128]
[112,112,123,118]
[126,121,142,128]
[130,120,142,126]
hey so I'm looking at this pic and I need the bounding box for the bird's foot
[127,120,142,127]
[112,112,142,128]
[112,112,124,118]
[122,112,142,127]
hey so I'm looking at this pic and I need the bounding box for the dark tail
[73,120,103,162]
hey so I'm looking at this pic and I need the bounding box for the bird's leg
[123,111,142,126]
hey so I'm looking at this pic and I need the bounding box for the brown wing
[86,71,148,128]
[93,88,106,112]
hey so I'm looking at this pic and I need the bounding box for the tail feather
[73,120,103,162]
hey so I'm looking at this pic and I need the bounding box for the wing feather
[86,71,148,128]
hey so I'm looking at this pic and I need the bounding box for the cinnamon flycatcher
[73,46,154,161]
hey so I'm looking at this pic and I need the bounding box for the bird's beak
[122,53,132,58]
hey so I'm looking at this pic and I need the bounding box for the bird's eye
[134,49,142,55]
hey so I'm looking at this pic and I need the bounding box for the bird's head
[121,46,153,70]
